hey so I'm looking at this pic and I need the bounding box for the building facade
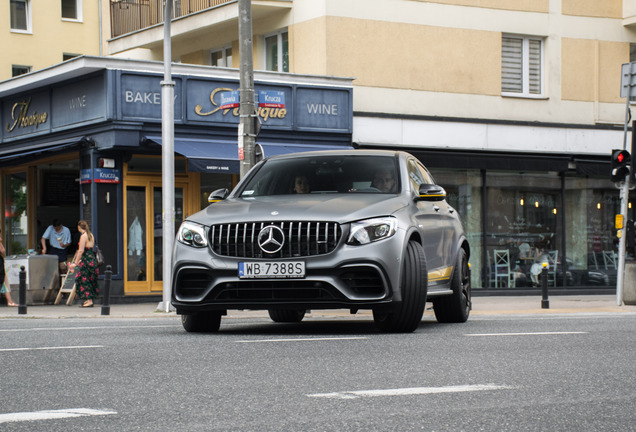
[3,0,636,297]
[0,57,352,300]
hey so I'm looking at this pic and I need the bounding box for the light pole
[159,0,175,313]
[238,0,256,178]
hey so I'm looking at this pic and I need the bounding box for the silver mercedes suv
[172,149,470,332]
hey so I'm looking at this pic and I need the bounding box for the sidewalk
[0,295,634,320]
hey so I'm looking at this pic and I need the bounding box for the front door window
[5,172,28,256]
[125,180,187,294]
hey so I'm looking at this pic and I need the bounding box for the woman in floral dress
[69,220,99,307]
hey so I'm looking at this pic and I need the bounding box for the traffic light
[611,149,631,183]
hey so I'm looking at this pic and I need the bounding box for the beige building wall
[1,1,101,81]
[416,0,548,13]
[562,0,622,19]
[313,16,500,95]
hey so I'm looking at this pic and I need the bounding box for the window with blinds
[502,35,543,96]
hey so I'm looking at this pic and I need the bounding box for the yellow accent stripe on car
[428,266,453,282]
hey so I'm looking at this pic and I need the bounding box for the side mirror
[208,188,229,203]
[417,184,446,201]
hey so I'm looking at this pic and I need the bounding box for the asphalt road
[1,313,635,431]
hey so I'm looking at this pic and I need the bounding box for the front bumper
[171,233,406,313]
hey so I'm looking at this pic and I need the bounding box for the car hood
[188,194,410,225]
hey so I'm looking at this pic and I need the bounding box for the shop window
[61,0,81,20]
[264,30,289,72]
[486,172,562,289]
[502,35,543,97]
[211,47,232,67]
[565,176,620,289]
[12,65,31,77]
[10,0,30,32]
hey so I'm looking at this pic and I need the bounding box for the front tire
[373,241,427,333]
[181,312,222,332]
[268,309,306,323]
[434,248,471,323]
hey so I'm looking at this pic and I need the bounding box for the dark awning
[356,144,571,173]
[144,136,352,174]
[0,137,86,167]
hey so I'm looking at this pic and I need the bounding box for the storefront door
[124,179,188,294]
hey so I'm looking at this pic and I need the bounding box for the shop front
[357,145,625,294]
[0,57,353,301]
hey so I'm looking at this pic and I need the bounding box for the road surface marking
[0,325,176,333]
[308,384,512,400]
[237,337,367,343]
[0,345,103,353]
[0,408,116,424]
[465,331,588,337]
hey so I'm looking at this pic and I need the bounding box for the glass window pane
[225,47,232,68]
[502,37,522,93]
[486,172,562,288]
[528,39,542,94]
[127,186,147,282]
[565,176,619,288]
[10,0,28,30]
[265,35,278,71]
[211,50,223,67]
[282,32,289,72]
[4,173,28,256]
[61,0,77,19]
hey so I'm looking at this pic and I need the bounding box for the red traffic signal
[611,149,631,183]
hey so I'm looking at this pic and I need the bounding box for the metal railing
[110,0,233,38]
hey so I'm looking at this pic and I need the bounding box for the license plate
[238,261,305,279]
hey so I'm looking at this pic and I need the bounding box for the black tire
[373,241,427,333]
[181,312,222,332]
[268,309,306,323]
[434,248,471,323]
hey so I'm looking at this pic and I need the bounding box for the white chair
[493,249,514,288]
[546,250,559,287]
[602,250,617,270]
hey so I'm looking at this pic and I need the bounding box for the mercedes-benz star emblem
[257,225,285,254]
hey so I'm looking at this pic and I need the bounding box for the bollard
[101,265,112,316]
[541,262,549,309]
[18,265,27,315]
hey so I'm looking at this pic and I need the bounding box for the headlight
[347,217,397,245]
[177,221,208,248]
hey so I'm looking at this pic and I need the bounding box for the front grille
[209,221,342,258]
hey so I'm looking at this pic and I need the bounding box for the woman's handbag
[94,244,105,267]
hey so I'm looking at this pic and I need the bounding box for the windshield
[239,155,399,197]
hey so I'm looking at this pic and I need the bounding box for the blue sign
[120,74,182,120]
[258,90,285,108]
[219,90,239,109]
[94,168,121,184]
[79,168,121,184]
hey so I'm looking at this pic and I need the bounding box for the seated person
[371,168,396,193]
[293,175,311,194]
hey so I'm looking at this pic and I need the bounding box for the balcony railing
[110,0,233,38]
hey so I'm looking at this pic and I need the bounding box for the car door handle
[433,205,440,212]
